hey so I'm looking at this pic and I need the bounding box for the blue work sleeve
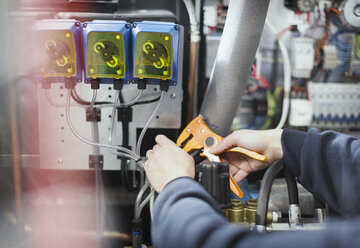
[282,128,360,216]
[152,177,360,248]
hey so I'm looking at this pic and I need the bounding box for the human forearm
[282,128,360,216]
[152,177,360,248]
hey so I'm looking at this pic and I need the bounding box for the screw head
[75,22,81,27]
[173,82,177,86]
[170,93,176,99]
[131,80,135,84]
[58,158,63,164]
[126,24,130,29]
[133,23,137,28]
[175,25,180,30]
[83,23,87,28]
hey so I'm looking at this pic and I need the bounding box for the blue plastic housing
[82,20,131,84]
[33,19,82,84]
[131,21,183,86]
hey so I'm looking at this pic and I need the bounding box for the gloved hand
[145,135,195,193]
[210,129,283,182]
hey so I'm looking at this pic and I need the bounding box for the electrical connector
[89,154,104,169]
[41,80,51,89]
[64,78,76,89]
[113,79,123,90]
[86,107,101,122]
[91,79,100,90]
[160,80,169,92]
[132,217,143,248]
[117,106,132,122]
[137,79,146,90]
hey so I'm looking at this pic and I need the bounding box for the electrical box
[83,20,131,83]
[289,99,313,126]
[33,19,82,83]
[131,21,183,85]
[290,37,314,78]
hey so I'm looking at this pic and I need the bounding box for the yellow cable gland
[153,57,165,69]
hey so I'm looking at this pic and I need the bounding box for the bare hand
[145,135,195,193]
[210,129,283,182]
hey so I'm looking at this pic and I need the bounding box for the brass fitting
[227,198,280,225]
[228,199,244,223]
[245,199,257,223]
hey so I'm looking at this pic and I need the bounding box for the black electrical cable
[314,197,326,209]
[71,89,112,105]
[283,167,299,205]
[129,95,161,107]
[256,160,300,226]
[119,90,125,103]
[119,90,132,190]
[256,160,284,227]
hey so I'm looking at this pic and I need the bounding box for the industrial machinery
[0,0,359,247]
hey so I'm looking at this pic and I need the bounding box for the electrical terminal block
[323,45,338,70]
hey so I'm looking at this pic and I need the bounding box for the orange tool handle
[225,147,267,162]
[229,175,243,198]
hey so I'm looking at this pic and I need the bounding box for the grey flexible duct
[200,0,270,136]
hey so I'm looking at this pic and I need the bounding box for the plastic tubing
[136,91,165,156]
[99,90,143,109]
[134,180,150,218]
[65,89,142,164]
[45,89,86,109]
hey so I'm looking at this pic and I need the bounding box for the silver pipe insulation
[199,0,270,136]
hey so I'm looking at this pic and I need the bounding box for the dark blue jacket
[152,128,360,248]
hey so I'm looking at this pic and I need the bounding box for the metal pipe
[183,0,200,122]
[186,42,199,122]
[200,0,270,136]
[9,79,24,238]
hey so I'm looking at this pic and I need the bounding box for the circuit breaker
[309,82,360,129]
